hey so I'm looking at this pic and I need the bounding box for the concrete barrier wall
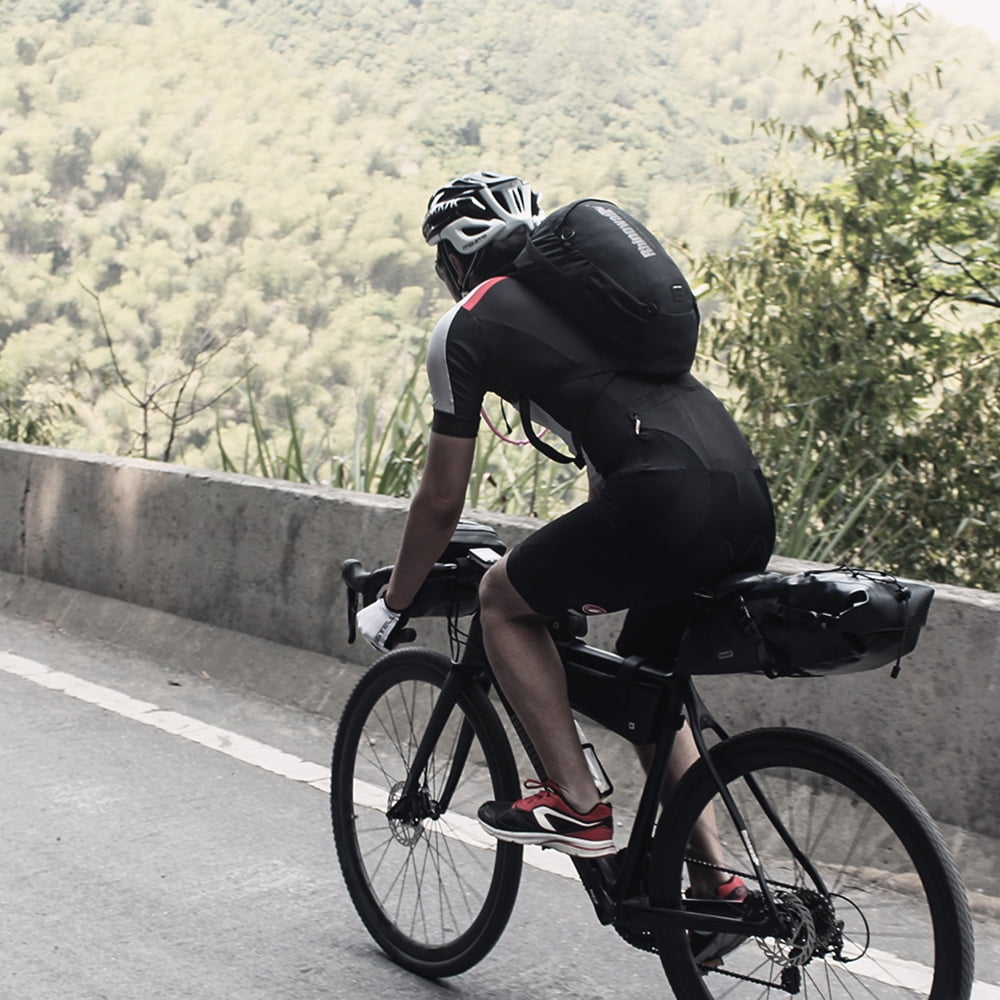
[1,441,998,837]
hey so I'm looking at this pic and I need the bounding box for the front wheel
[650,728,974,999]
[331,648,523,978]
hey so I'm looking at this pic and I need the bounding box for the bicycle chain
[703,962,800,993]
[613,856,733,956]
[612,856,840,991]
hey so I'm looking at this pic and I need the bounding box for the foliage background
[1,0,998,585]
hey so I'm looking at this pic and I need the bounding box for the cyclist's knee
[479,558,538,622]
[478,559,512,613]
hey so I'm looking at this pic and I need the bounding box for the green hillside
[1,0,999,583]
[2,0,997,455]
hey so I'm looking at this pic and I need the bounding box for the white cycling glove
[356,597,412,652]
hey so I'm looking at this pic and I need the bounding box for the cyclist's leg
[478,555,602,815]
[478,489,679,829]
[634,727,730,897]
[619,601,730,893]
[480,468,770,855]
[615,490,773,897]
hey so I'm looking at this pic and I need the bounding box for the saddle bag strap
[735,596,774,676]
[891,586,912,679]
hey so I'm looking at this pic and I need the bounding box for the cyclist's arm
[384,430,476,611]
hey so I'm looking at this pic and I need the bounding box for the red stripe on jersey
[461,276,508,311]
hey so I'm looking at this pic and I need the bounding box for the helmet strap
[460,248,488,295]
[435,244,467,300]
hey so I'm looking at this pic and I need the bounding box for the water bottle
[574,719,614,800]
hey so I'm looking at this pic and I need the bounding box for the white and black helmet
[422,171,541,254]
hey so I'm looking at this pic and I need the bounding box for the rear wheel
[650,728,974,999]
[331,648,523,977]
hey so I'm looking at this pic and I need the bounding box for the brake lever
[346,586,359,644]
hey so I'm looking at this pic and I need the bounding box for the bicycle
[330,520,974,999]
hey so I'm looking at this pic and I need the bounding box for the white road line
[0,651,330,784]
[3,650,995,996]
[0,651,574,878]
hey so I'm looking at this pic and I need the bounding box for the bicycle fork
[385,664,485,825]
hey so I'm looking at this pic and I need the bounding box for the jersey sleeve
[426,301,491,439]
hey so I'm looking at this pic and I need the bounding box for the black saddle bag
[675,568,935,678]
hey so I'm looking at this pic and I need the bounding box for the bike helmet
[423,171,541,296]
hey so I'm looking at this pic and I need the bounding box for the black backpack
[511,199,699,378]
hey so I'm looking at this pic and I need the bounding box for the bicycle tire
[649,727,974,1000]
[330,648,523,978]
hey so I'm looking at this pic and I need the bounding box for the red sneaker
[478,780,615,857]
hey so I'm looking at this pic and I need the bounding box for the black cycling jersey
[428,275,761,482]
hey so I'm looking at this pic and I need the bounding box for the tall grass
[764,408,903,566]
[217,373,330,483]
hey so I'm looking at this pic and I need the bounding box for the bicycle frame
[388,611,788,944]
[337,551,974,997]
[555,634,785,942]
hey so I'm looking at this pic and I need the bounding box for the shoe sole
[478,819,616,857]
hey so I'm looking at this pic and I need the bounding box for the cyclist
[356,172,774,936]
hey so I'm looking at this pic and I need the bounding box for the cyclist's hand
[356,597,415,651]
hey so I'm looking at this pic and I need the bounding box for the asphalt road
[2,608,998,1000]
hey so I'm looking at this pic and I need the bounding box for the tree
[83,286,244,462]
[700,0,1000,588]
